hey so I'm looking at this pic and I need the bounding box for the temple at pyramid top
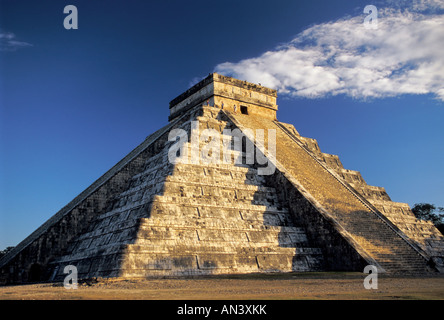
[169,73,278,122]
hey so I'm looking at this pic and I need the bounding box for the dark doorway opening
[28,263,41,282]
[240,106,248,115]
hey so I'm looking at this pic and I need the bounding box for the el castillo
[1,73,444,293]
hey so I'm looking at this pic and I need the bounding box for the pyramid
[1,73,443,283]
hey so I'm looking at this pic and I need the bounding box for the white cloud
[412,0,444,11]
[188,76,206,88]
[214,2,444,101]
[0,32,32,52]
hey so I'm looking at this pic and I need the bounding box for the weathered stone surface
[1,73,443,284]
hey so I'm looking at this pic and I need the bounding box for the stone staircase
[226,111,434,274]
[292,126,444,272]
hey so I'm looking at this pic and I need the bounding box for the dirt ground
[1,272,444,300]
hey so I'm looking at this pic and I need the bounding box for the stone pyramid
[1,73,443,283]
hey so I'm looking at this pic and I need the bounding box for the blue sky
[0,0,443,250]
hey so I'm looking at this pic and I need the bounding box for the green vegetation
[412,203,444,234]
[0,247,15,260]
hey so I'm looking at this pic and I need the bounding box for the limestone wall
[169,73,277,121]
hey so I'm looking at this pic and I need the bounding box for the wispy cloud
[0,32,32,52]
[188,75,206,88]
[215,1,444,101]
[411,0,444,11]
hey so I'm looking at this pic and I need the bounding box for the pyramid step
[163,178,276,194]
[75,217,139,241]
[164,173,266,188]
[121,252,323,276]
[139,215,299,230]
[147,202,294,226]
[129,240,317,254]
[174,161,262,175]
[151,195,285,211]
[126,242,322,256]
[161,188,280,206]
[167,163,267,187]
[138,224,307,238]
[53,242,128,264]
[117,178,273,206]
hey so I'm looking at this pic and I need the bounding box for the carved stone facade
[1,73,443,284]
[169,73,278,121]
